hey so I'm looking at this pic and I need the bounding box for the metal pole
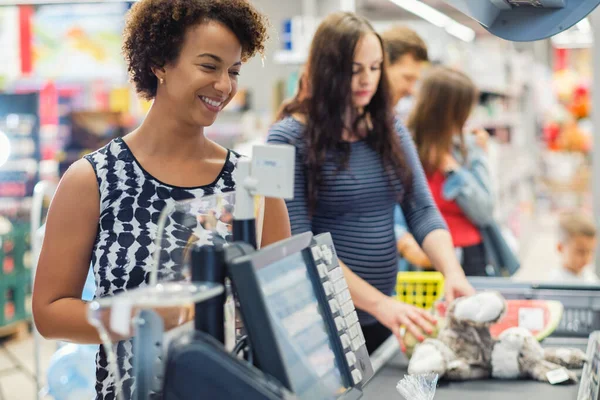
[592,9,600,275]
[191,245,226,343]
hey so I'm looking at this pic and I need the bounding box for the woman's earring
[160,78,164,84]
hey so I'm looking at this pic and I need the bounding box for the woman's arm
[442,141,494,226]
[395,206,431,268]
[398,233,431,268]
[32,160,104,343]
[421,229,475,301]
[33,161,199,344]
[261,198,292,247]
[395,121,475,301]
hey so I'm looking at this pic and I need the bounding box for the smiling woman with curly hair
[32,1,290,399]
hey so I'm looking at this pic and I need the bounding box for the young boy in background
[548,211,599,283]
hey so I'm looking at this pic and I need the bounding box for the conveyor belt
[364,279,600,400]
[467,279,600,338]
[364,337,587,400]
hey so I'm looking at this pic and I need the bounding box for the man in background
[381,26,432,270]
[382,26,429,114]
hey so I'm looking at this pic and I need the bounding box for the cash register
[161,231,373,400]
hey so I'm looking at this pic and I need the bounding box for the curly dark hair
[123,0,268,100]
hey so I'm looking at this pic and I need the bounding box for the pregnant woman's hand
[373,297,437,352]
[443,270,476,303]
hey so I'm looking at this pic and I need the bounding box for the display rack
[0,93,41,217]
[0,93,39,336]
[468,48,539,244]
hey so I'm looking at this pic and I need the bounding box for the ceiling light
[576,17,592,34]
[387,0,476,42]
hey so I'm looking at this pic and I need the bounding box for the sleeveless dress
[84,137,239,400]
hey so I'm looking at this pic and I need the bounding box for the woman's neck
[341,107,369,142]
[129,99,211,161]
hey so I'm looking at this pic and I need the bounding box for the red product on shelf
[5,289,15,322]
[2,236,15,275]
[0,182,27,198]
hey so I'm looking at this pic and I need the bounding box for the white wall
[238,0,303,115]
[240,0,355,115]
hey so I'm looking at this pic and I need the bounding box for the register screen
[257,251,347,399]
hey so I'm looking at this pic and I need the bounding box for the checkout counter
[88,176,600,400]
[366,279,600,400]
[91,225,600,399]
[98,233,600,400]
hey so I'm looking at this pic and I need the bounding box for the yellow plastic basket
[396,271,445,310]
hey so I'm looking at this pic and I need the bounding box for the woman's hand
[441,153,460,172]
[443,271,476,303]
[472,129,490,152]
[397,233,432,268]
[420,230,476,303]
[373,296,437,352]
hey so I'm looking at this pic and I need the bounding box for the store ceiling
[358,0,491,35]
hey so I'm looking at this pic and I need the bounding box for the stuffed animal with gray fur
[408,292,587,383]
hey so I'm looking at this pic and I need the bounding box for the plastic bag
[396,373,438,400]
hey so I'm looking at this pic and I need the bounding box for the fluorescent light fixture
[551,34,592,48]
[576,17,591,34]
[445,21,477,42]
[551,27,593,49]
[551,17,593,48]
[387,0,475,42]
[0,130,10,169]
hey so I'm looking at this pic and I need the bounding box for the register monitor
[226,232,373,400]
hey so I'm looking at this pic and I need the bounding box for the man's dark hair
[381,26,428,64]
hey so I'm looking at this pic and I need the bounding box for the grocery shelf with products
[0,93,40,223]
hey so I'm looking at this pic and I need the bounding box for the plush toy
[408,292,587,383]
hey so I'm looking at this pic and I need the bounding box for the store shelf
[273,50,307,65]
[469,115,519,130]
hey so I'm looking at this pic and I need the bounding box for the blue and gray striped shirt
[267,117,447,324]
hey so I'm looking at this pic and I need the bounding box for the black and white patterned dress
[84,138,239,400]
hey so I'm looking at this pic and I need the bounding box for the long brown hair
[277,12,411,215]
[407,66,478,175]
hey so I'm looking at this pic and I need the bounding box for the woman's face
[351,33,383,109]
[159,21,242,127]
